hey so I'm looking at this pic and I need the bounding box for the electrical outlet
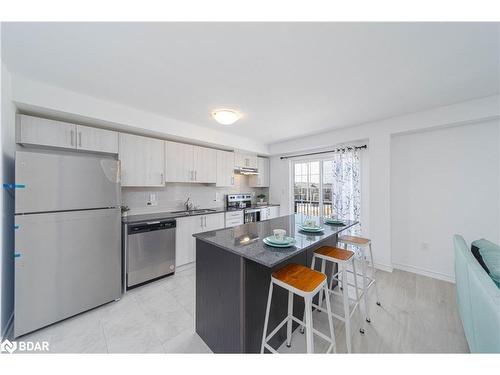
[148,193,158,206]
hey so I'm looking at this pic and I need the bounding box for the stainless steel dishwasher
[126,219,176,289]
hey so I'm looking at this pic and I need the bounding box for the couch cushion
[478,242,500,288]
[471,239,490,274]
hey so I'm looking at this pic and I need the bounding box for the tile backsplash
[122,174,269,215]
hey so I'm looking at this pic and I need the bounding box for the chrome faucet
[184,197,193,211]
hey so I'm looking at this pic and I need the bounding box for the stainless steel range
[226,194,261,223]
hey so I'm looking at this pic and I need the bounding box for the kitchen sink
[171,208,218,215]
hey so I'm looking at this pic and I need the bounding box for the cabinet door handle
[190,171,193,181]
[70,130,75,146]
[195,170,197,181]
[231,176,234,185]
[78,132,82,147]
[204,216,207,227]
[200,216,204,228]
[160,173,164,184]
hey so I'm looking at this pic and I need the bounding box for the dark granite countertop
[122,204,281,224]
[122,208,227,224]
[193,214,357,268]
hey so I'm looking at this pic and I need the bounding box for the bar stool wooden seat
[337,235,381,325]
[302,245,362,353]
[260,263,336,354]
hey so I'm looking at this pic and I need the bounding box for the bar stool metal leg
[352,258,360,305]
[286,290,293,347]
[318,258,326,308]
[323,283,336,353]
[369,242,381,306]
[341,262,352,353]
[304,296,314,353]
[361,250,371,323]
[261,281,274,353]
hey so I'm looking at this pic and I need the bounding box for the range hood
[234,167,259,175]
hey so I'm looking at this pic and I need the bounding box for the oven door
[244,209,261,223]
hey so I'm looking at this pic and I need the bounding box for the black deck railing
[294,201,333,217]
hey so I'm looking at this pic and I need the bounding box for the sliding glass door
[293,155,361,218]
[293,161,321,216]
[321,160,333,217]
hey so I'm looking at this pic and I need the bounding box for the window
[292,150,362,229]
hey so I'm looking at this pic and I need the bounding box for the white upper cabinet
[76,125,118,154]
[193,146,217,183]
[234,151,258,169]
[17,114,119,154]
[165,141,194,183]
[216,150,235,187]
[165,141,216,183]
[17,114,76,150]
[119,133,165,187]
[249,157,270,187]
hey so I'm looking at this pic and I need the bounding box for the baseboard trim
[393,263,455,283]
[1,311,14,340]
[374,262,393,273]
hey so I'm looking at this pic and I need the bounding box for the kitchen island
[193,214,357,353]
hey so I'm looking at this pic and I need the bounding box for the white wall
[122,175,268,215]
[269,95,500,274]
[9,74,269,155]
[391,121,499,282]
[1,41,16,338]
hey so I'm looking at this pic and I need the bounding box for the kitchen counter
[194,214,357,268]
[121,204,280,223]
[121,208,227,223]
[194,214,357,353]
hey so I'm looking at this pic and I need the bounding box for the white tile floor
[18,264,468,353]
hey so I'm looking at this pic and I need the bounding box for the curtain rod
[280,144,367,160]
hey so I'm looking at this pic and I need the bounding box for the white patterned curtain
[331,149,361,234]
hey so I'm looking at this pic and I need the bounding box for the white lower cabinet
[225,210,244,227]
[175,212,225,267]
[269,206,280,219]
[259,206,280,221]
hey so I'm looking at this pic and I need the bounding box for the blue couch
[453,235,500,353]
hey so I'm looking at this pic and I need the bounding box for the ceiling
[2,22,499,145]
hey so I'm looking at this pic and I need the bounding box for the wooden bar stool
[302,246,362,353]
[337,235,381,325]
[260,263,336,354]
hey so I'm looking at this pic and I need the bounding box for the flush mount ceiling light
[211,109,242,125]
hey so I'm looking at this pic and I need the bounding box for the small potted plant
[121,205,130,217]
[257,194,266,204]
